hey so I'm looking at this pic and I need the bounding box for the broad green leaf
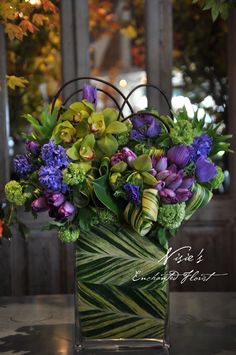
[92,174,121,216]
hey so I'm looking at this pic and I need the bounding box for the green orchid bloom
[67,134,96,161]
[60,100,95,123]
[52,120,77,144]
[128,154,158,186]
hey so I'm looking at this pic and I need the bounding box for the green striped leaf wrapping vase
[75,224,169,351]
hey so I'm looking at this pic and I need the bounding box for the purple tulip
[180,176,194,189]
[195,157,217,182]
[58,201,75,218]
[25,140,40,155]
[152,156,168,173]
[31,197,49,212]
[111,148,136,166]
[167,145,191,167]
[47,192,65,207]
[121,147,137,165]
[176,188,193,203]
[82,84,97,107]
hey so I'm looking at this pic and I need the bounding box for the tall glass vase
[74,223,169,352]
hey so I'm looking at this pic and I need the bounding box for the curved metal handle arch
[119,83,173,120]
[50,76,133,115]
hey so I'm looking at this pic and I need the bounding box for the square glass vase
[74,224,169,352]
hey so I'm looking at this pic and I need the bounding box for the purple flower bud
[180,176,194,189]
[159,188,176,204]
[47,192,65,207]
[167,144,191,167]
[25,140,40,155]
[195,157,217,182]
[176,188,193,202]
[156,170,171,180]
[167,174,183,191]
[152,156,168,173]
[167,164,178,174]
[165,173,179,186]
[58,201,75,218]
[31,197,49,212]
[82,84,97,107]
[155,181,165,190]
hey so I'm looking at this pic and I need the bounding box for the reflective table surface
[0,293,236,355]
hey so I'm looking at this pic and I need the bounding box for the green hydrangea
[116,131,130,147]
[5,180,27,206]
[91,208,118,226]
[208,166,224,190]
[63,163,86,186]
[157,203,186,229]
[170,120,197,145]
[58,227,80,242]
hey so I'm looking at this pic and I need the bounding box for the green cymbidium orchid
[52,120,77,144]
[128,154,158,186]
[61,100,95,123]
[67,134,96,161]
[66,107,127,161]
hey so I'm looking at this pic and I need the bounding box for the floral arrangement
[4,83,231,246]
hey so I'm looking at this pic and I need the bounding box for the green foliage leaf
[92,174,121,217]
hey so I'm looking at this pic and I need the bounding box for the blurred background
[0,0,235,296]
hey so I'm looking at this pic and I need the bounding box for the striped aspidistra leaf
[185,183,213,220]
[124,188,159,236]
[75,224,168,339]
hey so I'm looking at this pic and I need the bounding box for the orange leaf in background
[6,75,29,90]
[19,19,38,33]
[5,23,24,40]
[0,219,4,239]
[42,0,58,14]
[32,13,48,26]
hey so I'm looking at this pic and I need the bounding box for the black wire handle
[119,83,173,120]
[50,77,173,125]
[50,76,134,117]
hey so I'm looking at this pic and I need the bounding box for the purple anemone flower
[167,145,191,168]
[195,157,217,182]
[130,113,161,140]
[124,183,140,204]
[31,197,49,212]
[82,84,97,107]
[58,201,75,218]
